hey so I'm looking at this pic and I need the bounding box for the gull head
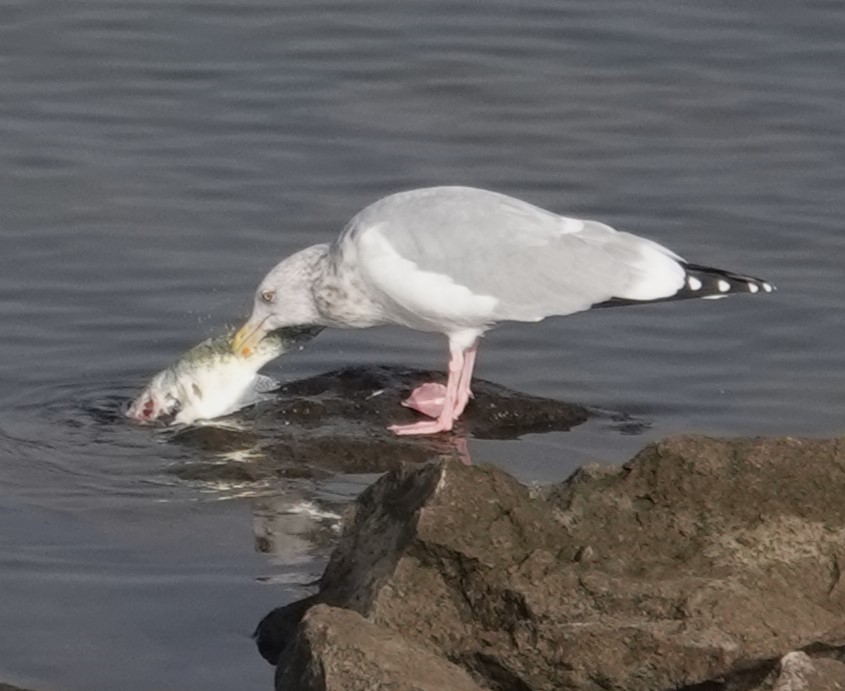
[232,244,328,355]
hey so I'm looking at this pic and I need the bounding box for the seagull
[232,186,773,435]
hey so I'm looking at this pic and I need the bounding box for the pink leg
[389,340,478,436]
[401,342,477,419]
[454,342,477,416]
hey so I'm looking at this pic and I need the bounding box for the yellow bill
[231,317,268,357]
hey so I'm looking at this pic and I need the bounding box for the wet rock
[167,365,589,482]
[255,594,323,666]
[275,604,488,691]
[259,435,845,691]
[271,365,590,440]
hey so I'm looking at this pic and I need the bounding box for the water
[1,0,844,688]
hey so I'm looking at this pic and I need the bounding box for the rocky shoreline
[256,434,845,691]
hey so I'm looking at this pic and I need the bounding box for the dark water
[1,0,844,688]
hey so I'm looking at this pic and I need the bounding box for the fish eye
[260,290,276,305]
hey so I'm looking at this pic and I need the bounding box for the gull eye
[260,290,275,305]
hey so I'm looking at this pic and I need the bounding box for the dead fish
[126,326,321,425]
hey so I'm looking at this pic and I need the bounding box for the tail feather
[595,263,774,309]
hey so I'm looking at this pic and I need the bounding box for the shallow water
[1,0,844,688]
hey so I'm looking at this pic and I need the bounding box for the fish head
[125,370,187,425]
[126,354,253,426]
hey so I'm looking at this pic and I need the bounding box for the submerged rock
[257,435,845,691]
[167,365,590,482]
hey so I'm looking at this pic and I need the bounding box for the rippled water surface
[2,1,844,689]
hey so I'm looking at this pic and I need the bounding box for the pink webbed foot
[401,382,447,419]
[400,383,474,420]
[388,416,456,436]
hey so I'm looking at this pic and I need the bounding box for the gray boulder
[276,604,487,691]
[260,435,845,690]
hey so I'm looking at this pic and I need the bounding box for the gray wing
[339,186,686,322]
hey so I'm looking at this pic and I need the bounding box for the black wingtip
[594,263,774,309]
[681,263,774,298]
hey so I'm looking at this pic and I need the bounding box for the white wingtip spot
[717,279,731,293]
[687,276,702,291]
[748,283,759,294]
[762,282,773,293]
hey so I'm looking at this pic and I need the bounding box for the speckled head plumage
[231,244,330,356]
